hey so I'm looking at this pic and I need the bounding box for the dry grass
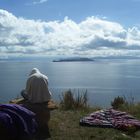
[49,109,140,140]
[48,93,140,140]
[59,89,89,110]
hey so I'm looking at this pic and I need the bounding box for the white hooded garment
[26,68,52,103]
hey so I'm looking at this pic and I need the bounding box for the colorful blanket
[80,109,140,130]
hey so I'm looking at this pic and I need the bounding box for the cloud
[25,0,48,6]
[33,0,48,5]
[1,9,140,58]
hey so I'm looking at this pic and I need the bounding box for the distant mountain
[53,57,94,62]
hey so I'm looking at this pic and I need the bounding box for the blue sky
[0,0,140,58]
[1,0,140,26]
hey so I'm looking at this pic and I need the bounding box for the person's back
[25,68,52,103]
[22,68,52,139]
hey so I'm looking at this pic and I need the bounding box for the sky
[1,0,140,58]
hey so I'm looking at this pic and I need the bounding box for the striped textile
[80,109,140,130]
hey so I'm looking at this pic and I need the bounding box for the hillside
[49,109,140,140]
[53,57,94,62]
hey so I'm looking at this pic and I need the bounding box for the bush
[59,89,88,110]
[111,96,127,109]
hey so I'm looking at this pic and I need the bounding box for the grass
[48,90,140,140]
[111,96,140,118]
[59,89,89,110]
[49,110,140,140]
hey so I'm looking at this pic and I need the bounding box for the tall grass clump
[111,95,140,116]
[59,89,88,110]
[111,96,128,109]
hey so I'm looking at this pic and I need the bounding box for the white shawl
[26,68,52,103]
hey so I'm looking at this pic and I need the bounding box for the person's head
[29,68,40,76]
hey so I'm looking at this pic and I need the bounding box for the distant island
[53,57,94,62]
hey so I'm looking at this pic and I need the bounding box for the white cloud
[25,0,48,6]
[33,0,48,5]
[1,9,140,58]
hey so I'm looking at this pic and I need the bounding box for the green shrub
[111,96,127,109]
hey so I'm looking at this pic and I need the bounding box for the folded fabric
[10,98,58,110]
[80,109,140,130]
[0,104,38,139]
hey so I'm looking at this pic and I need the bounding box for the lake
[0,59,140,107]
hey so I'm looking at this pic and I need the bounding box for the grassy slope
[49,108,140,140]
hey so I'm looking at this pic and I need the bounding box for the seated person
[22,68,52,103]
[21,68,52,139]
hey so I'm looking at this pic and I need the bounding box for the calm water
[0,59,140,107]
